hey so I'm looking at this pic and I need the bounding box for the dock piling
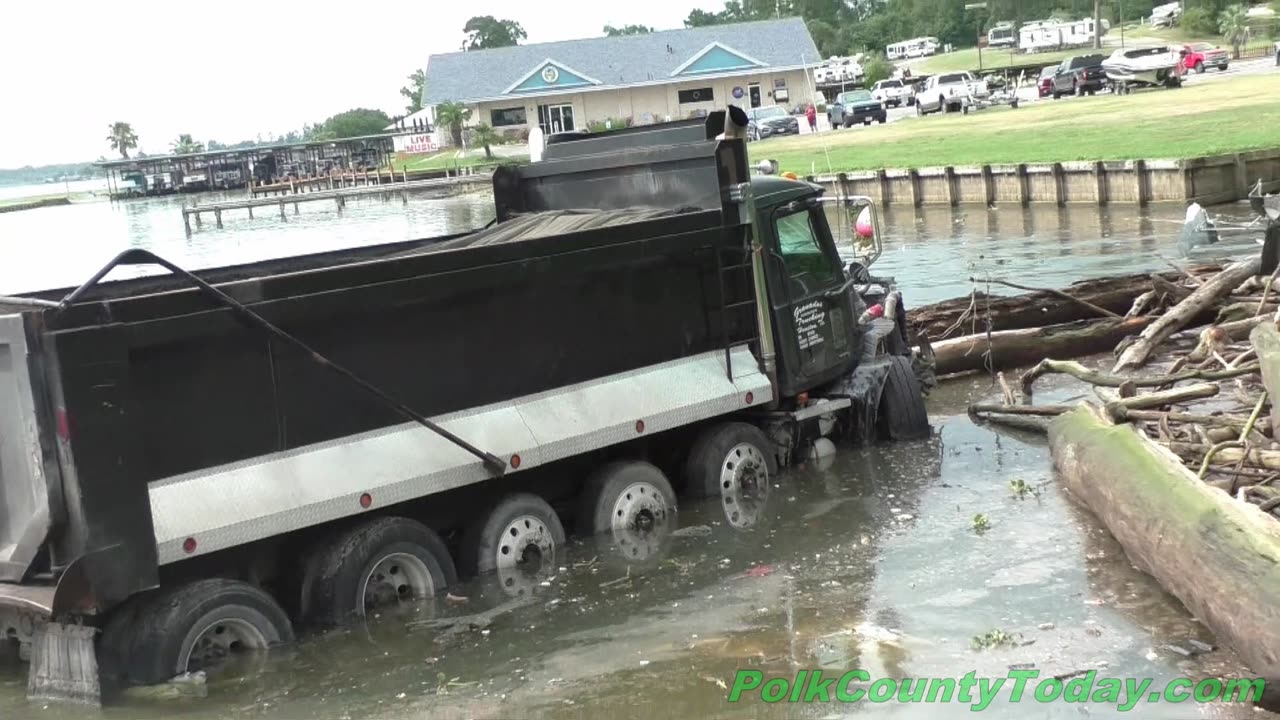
[183,211,191,236]
[215,209,223,229]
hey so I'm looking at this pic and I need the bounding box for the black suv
[1050,54,1107,98]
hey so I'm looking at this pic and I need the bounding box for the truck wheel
[103,579,293,687]
[685,422,776,529]
[1194,61,1205,74]
[578,461,677,566]
[878,356,931,442]
[1218,63,1228,71]
[460,493,565,597]
[300,516,455,627]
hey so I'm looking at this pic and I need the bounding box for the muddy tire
[578,461,677,566]
[103,578,293,687]
[878,355,931,441]
[459,493,565,598]
[300,516,455,627]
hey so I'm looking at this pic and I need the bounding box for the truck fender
[821,357,894,447]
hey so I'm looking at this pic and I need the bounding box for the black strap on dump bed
[53,249,508,475]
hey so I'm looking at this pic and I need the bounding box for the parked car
[1050,54,1107,98]
[871,79,914,107]
[1179,42,1230,73]
[915,72,988,115]
[1037,66,1057,97]
[827,89,887,128]
[745,105,799,140]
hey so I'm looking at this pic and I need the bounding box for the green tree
[170,134,204,154]
[1219,4,1252,57]
[318,109,392,139]
[603,24,654,35]
[684,8,727,26]
[470,123,500,158]
[106,121,138,159]
[1181,7,1219,34]
[400,69,426,114]
[463,16,526,50]
[435,101,472,146]
[862,54,895,85]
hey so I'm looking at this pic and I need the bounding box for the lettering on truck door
[774,208,853,378]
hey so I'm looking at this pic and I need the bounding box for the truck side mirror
[845,198,883,268]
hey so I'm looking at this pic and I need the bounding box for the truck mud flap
[820,357,893,447]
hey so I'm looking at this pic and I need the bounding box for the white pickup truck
[914,72,990,115]
[871,79,915,107]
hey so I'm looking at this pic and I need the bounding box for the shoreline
[0,196,72,214]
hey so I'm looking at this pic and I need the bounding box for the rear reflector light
[745,391,755,404]
[182,537,197,554]
[635,420,646,434]
[510,454,522,469]
[56,408,70,441]
[359,493,373,509]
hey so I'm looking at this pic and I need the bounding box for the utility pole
[1093,0,1103,49]
[966,2,988,71]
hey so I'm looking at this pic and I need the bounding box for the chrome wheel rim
[180,617,268,674]
[495,515,556,598]
[358,552,434,614]
[720,443,769,529]
[608,481,673,561]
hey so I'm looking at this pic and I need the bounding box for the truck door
[767,204,858,397]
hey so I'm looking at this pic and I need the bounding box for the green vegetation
[0,163,103,188]
[317,108,391,139]
[435,102,471,147]
[756,75,1280,174]
[1219,4,1253,57]
[470,124,500,159]
[603,24,652,36]
[106,121,138,159]
[862,53,895,85]
[171,134,204,155]
[971,513,991,534]
[463,15,526,50]
[400,69,425,114]
[1008,478,1040,499]
[970,629,1018,650]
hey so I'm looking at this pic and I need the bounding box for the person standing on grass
[805,102,817,133]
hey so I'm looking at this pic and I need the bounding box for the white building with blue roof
[421,18,821,140]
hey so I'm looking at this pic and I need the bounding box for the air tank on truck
[0,106,933,703]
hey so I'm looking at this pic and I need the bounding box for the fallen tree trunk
[1020,358,1258,399]
[907,268,1218,340]
[1251,323,1280,441]
[1050,405,1280,694]
[933,317,1154,376]
[1113,258,1262,372]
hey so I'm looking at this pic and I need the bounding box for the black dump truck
[0,108,932,703]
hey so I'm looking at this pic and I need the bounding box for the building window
[537,103,575,134]
[677,87,715,104]
[491,107,527,127]
[773,78,787,89]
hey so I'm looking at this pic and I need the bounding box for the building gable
[671,42,766,76]
[505,59,600,94]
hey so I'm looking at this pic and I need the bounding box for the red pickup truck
[1179,42,1230,73]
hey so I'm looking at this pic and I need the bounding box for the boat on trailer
[1102,46,1182,92]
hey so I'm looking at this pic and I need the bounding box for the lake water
[0,184,1260,298]
[0,187,1269,719]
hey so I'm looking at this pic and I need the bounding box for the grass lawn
[391,151,527,172]
[914,26,1275,75]
[755,74,1280,174]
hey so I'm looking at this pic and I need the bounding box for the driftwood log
[1252,323,1280,441]
[1050,405,1280,693]
[1113,258,1262,372]
[932,317,1154,376]
[907,268,1218,341]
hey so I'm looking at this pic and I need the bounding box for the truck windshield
[776,210,840,291]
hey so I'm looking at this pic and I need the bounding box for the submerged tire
[301,516,456,627]
[105,578,293,687]
[578,461,677,565]
[685,422,776,529]
[878,355,931,441]
[459,493,565,597]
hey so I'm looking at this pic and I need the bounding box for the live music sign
[393,132,440,155]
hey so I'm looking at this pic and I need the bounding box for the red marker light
[56,408,71,441]
[510,454,522,469]
[182,537,197,554]
[635,420,646,434]
[359,493,373,509]
[745,391,755,404]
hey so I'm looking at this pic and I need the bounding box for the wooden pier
[181,173,490,234]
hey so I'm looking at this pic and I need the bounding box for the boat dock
[181,173,490,234]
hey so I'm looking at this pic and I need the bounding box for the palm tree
[471,124,500,159]
[106,121,138,159]
[435,102,471,147]
[170,134,204,154]
[1219,4,1252,59]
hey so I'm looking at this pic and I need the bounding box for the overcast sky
[1,0,723,168]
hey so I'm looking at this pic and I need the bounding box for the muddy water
[0,374,1265,720]
[0,196,1271,718]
